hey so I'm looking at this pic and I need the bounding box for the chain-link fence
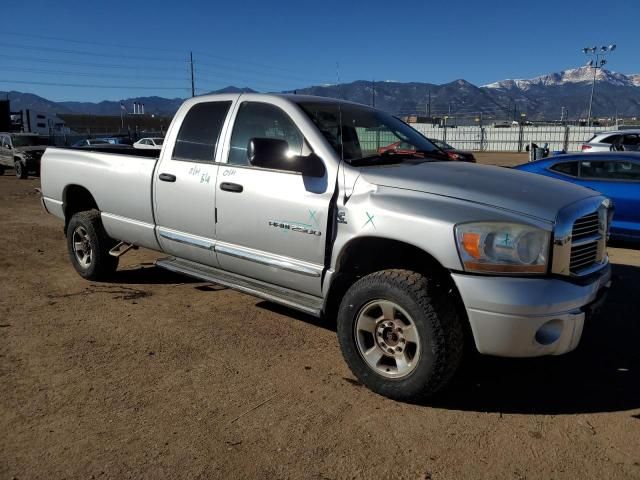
[409,124,613,152]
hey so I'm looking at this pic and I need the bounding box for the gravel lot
[1,154,639,479]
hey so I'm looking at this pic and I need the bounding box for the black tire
[66,210,119,280]
[0,166,4,175]
[15,160,28,179]
[337,269,464,402]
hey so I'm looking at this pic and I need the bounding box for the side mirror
[248,137,325,177]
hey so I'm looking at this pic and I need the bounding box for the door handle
[220,182,243,193]
[159,173,176,182]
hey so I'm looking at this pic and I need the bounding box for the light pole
[582,44,616,126]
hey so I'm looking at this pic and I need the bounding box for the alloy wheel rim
[354,299,421,379]
[72,226,92,268]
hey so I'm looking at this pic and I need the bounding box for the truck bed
[40,147,161,251]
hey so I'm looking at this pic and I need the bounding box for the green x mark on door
[363,212,376,229]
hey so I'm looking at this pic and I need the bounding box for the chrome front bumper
[452,264,612,357]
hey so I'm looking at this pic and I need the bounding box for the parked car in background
[376,139,474,162]
[99,137,134,146]
[581,129,640,152]
[428,138,477,162]
[0,132,48,178]
[72,139,111,147]
[133,137,164,150]
[515,153,640,241]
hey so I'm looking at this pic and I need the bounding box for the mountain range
[3,67,639,121]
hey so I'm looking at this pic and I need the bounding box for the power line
[0,79,190,91]
[0,30,187,54]
[0,53,184,71]
[5,66,190,82]
[0,41,188,63]
[194,61,333,84]
[0,30,332,80]
[193,50,323,77]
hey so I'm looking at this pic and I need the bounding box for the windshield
[11,135,43,147]
[296,101,444,165]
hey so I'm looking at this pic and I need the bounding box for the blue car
[515,153,640,241]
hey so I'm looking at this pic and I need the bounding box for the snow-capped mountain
[484,66,638,91]
[4,67,640,121]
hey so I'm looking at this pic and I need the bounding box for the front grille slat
[573,223,599,231]
[570,211,602,274]
[571,250,597,262]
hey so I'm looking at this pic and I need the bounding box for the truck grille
[569,212,600,274]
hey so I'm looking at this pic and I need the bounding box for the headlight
[455,222,550,274]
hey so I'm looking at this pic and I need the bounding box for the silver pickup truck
[41,93,612,401]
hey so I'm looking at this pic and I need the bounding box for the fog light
[535,319,563,345]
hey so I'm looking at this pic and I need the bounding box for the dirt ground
[1,155,639,479]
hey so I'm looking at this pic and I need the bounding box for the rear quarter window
[549,161,578,177]
[172,101,232,162]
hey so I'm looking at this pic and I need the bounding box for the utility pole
[582,44,616,126]
[190,51,195,98]
[427,90,431,118]
[560,106,565,123]
[371,79,375,107]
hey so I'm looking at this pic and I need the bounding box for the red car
[376,140,476,162]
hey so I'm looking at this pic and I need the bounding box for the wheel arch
[325,236,463,317]
[63,184,100,231]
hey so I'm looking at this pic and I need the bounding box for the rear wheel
[15,160,27,179]
[66,210,119,280]
[337,269,464,402]
[0,166,4,175]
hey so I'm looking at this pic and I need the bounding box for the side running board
[155,257,324,317]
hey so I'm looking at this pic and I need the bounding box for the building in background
[11,109,68,135]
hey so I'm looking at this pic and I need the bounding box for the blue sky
[2,0,638,102]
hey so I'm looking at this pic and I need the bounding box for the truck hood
[359,161,599,222]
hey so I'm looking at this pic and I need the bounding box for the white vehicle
[133,137,164,150]
[581,129,640,152]
[40,93,612,402]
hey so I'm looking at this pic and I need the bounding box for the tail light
[581,144,592,151]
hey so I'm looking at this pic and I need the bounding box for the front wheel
[337,269,464,402]
[15,160,27,179]
[66,210,119,280]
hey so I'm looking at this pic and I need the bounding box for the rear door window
[172,101,232,162]
[600,134,621,145]
[580,160,640,180]
[549,161,578,177]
